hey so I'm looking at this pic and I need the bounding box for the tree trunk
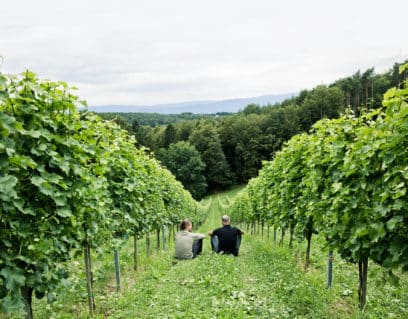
[84,241,95,314]
[327,251,333,288]
[251,221,255,235]
[114,249,121,292]
[162,225,166,250]
[305,231,312,269]
[21,286,33,319]
[168,225,172,247]
[267,225,270,240]
[279,228,285,246]
[357,93,360,112]
[146,233,150,258]
[156,228,160,251]
[365,83,369,107]
[358,257,369,310]
[289,226,294,249]
[261,220,264,238]
[273,227,277,243]
[133,234,138,271]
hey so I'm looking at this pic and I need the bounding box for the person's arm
[191,232,205,240]
[209,228,219,236]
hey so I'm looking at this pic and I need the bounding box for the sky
[1,0,407,106]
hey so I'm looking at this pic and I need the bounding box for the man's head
[180,219,192,232]
[221,215,230,226]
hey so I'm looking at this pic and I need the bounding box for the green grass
[5,187,408,318]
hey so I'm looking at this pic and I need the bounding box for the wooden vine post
[133,233,138,271]
[146,233,151,258]
[327,251,333,289]
[358,257,369,310]
[114,249,121,292]
[162,225,166,250]
[84,241,95,314]
[156,228,161,251]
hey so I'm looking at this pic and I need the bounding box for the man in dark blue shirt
[209,215,244,256]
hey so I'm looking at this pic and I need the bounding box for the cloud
[1,0,407,106]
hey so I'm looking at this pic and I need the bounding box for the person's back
[175,219,205,259]
[209,215,243,256]
[212,225,241,255]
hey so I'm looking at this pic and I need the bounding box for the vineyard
[1,65,408,318]
[0,72,205,318]
[231,64,408,310]
[0,189,404,318]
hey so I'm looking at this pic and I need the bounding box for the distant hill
[98,112,234,127]
[88,93,296,114]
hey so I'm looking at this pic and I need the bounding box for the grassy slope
[13,187,408,318]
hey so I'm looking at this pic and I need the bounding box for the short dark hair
[180,219,192,230]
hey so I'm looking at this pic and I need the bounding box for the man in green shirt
[175,219,206,259]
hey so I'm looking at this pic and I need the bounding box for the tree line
[100,111,231,127]
[100,60,407,199]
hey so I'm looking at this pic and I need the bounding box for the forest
[99,60,408,200]
[100,112,232,127]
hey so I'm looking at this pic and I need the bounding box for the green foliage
[298,85,345,130]
[0,71,98,313]
[219,114,267,184]
[241,103,262,115]
[157,141,207,200]
[162,124,176,148]
[189,123,233,190]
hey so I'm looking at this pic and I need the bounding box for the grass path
[94,190,339,318]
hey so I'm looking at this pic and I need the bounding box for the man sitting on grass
[208,215,244,256]
[175,219,206,259]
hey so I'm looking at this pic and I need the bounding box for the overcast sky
[1,0,407,106]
